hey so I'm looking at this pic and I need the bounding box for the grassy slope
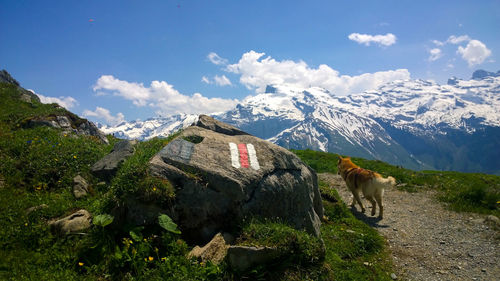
[14,80,500,279]
[293,149,500,217]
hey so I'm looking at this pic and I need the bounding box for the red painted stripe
[237,143,249,168]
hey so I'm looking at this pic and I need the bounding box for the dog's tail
[375,175,396,187]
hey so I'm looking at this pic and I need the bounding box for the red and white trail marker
[229,143,260,170]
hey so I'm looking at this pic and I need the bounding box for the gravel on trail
[319,173,499,281]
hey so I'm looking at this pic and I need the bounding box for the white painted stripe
[229,142,240,168]
[246,143,260,170]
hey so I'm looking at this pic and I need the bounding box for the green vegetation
[5,79,496,280]
[293,149,500,217]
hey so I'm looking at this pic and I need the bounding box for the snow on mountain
[98,114,198,140]
[100,72,500,174]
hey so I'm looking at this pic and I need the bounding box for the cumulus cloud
[93,75,239,116]
[457,39,492,66]
[428,48,443,61]
[30,90,78,109]
[83,107,125,126]
[207,52,228,65]
[226,51,410,95]
[348,33,397,47]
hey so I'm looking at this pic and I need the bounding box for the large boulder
[91,140,137,180]
[149,116,323,242]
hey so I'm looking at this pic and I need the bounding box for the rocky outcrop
[91,140,137,180]
[148,116,323,243]
[25,114,109,144]
[49,209,92,235]
[0,69,41,103]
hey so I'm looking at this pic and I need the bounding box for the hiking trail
[319,173,499,281]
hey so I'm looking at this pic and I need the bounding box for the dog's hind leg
[375,192,383,219]
[353,192,365,213]
[366,195,377,216]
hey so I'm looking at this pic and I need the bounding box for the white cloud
[432,40,444,46]
[447,35,471,44]
[93,75,239,116]
[213,75,232,86]
[428,48,443,61]
[207,52,228,65]
[457,39,492,66]
[30,90,78,109]
[226,50,410,95]
[83,107,125,126]
[201,75,232,86]
[201,76,210,84]
[348,33,397,47]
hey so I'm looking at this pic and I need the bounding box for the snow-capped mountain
[99,70,500,175]
[98,114,199,140]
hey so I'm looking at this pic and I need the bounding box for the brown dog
[337,156,396,219]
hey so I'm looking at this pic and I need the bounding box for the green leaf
[93,214,114,227]
[158,214,181,234]
[129,226,144,242]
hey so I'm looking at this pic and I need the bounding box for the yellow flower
[73,155,77,159]
[78,262,84,266]
[24,223,28,226]
[64,134,67,137]
[161,257,167,262]
[148,256,154,262]
[152,187,157,191]
[497,200,500,204]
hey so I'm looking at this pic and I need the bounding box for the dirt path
[319,173,499,281]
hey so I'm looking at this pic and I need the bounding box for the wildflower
[497,200,500,204]
[78,262,84,266]
[73,155,77,159]
[24,223,28,226]
[64,134,67,137]
[27,140,32,144]
[161,257,167,262]
[152,186,157,191]
[148,256,154,262]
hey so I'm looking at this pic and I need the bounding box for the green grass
[0,82,394,280]
[293,149,500,217]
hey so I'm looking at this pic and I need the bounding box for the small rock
[439,240,446,245]
[484,215,500,228]
[481,268,487,273]
[227,245,280,272]
[49,209,92,235]
[73,175,90,199]
[390,272,397,280]
[187,233,230,265]
[25,204,49,214]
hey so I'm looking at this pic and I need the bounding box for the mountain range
[99,70,500,175]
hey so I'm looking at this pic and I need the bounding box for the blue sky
[1,0,499,125]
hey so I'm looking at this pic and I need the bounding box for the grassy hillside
[293,149,500,217]
[0,81,396,280]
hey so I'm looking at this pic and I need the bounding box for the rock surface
[26,114,109,144]
[91,140,137,180]
[73,175,90,199]
[149,116,323,242]
[226,246,280,272]
[187,232,231,265]
[49,209,92,235]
